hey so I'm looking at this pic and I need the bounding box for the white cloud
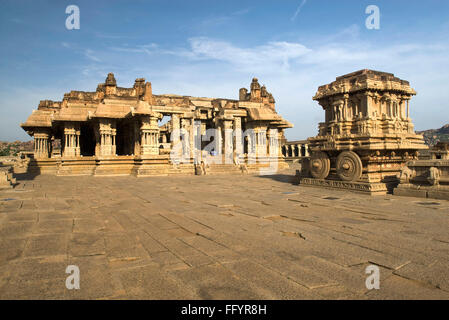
[186,37,311,72]
[180,37,447,72]
[84,49,101,62]
[8,28,448,142]
[199,7,251,28]
[163,36,449,139]
[233,8,251,16]
[94,32,136,39]
[291,0,307,22]
[110,43,159,55]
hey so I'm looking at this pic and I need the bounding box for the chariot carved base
[301,147,411,194]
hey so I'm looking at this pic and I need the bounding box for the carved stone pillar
[171,114,180,148]
[366,92,374,119]
[343,94,349,121]
[97,119,116,156]
[215,120,223,156]
[391,96,398,119]
[180,118,191,158]
[192,119,202,164]
[255,127,267,157]
[246,128,255,157]
[34,131,51,159]
[277,130,283,157]
[234,117,243,155]
[140,114,160,155]
[398,97,405,120]
[267,129,278,157]
[386,97,392,118]
[189,118,195,159]
[404,97,410,119]
[223,120,233,163]
[304,144,310,157]
[63,122,80,157]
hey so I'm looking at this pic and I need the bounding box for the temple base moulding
[299,177,391,195]
[393,184,449,201]
[21,156,289,177]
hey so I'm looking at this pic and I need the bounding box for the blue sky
[1,0,449,141]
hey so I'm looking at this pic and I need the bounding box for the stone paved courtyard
[1,167,449,300]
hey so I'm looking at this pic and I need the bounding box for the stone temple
[20,73,292,176]
[301,69,427,194]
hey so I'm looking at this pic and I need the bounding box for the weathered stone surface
[393,186,428,198]
[0,166,16,190]
[1,167,448,299]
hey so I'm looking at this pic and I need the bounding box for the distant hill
[0,141,33,156]
[417,124,449,146]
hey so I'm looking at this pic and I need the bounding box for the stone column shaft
[171,114,180,146]
[189,118,195,159]
[223,120,233,163]
[141,115,160,155]
[255,128,267,157]
[267,129,278,157]
[34,132,50,159]
[97,119,115,156]
[234,117,243,155]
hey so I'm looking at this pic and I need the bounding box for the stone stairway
[0,166,16,189]
[202,163,244,175]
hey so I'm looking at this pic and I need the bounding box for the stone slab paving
[0,169,449,299]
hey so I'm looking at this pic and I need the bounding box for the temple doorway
[116,120,135,156]
[80,123,95,156]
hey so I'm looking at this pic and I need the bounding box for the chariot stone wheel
[336,151,363,182]
[309,151,330,179]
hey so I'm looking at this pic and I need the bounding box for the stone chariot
[302,69,427,194]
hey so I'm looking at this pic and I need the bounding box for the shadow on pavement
[257,173,299,185]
